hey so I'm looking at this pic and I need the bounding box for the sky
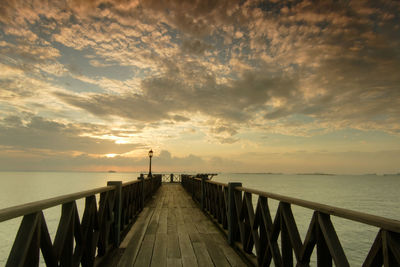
[0,0,399,174]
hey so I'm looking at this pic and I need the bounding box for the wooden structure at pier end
[0,173,400,266]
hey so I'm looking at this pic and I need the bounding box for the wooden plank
[191,242,214,267]
[181,256,198,267]
[211,231,228,245]
[179,233,196,258]
[146,194,165,235]
[189,232,202,243]
[118,207,155,266]
[168,207,178,234]
[167,233,181,258]
[203,218,219,233]
[120,207,153,248]
[175,207,186,234]
[133,234,155,267]
[167,258,183,267]
[151,233,167,267]
[183,208,200,234]
[200,233,230,267]
[221,246,248,267]
[157,208,168,234]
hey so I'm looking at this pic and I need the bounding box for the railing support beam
[228,182,242,246]
[138,176,145,211]
[107,181,122,247]
[201,177,206,210]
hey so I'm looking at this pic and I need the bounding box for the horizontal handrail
[206,180,227,187]
[122,179,141,186]
[237,186,400,233]
[0,185,114,223]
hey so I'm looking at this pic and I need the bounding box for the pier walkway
[117,183,247,267]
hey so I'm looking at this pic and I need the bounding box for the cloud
[0,115,143,154]
[181,39,212,55]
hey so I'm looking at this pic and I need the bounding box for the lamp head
[148,149,153,158]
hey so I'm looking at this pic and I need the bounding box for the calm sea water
[0,172,399,266]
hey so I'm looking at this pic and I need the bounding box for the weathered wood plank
[221,246,248,267]
[178,233,196,259]
[168,207,178,234]
[175,207,186,234]
[146,195,164,235]
[158,208,168,234]
[167,258,183,267]
[151,233,167,267]
[120,207,153,248]
[181,256,198,267]
[191,242,214,267]
[167,233,181,259]
[118,208,154,267]
[200,233,230,267]
[133,234,155,267]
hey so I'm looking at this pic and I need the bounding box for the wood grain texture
[119,184,247,266]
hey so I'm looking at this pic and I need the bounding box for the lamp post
[148,149,153,177]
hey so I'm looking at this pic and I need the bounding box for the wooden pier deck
[117,183,247,267]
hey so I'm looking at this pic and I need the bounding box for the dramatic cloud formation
[1,0,399,173]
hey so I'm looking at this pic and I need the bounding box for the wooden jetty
[1,174,400,266]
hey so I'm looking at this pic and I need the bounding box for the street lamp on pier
[148,149,153,177]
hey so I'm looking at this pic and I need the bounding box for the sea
[0,172,399,266]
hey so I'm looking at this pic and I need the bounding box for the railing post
[228,182,242,246]
[201,177,206,210]
[107,181,122,247]
[138,175,145,211]
[191,177,195,199]
[170,173,174,183]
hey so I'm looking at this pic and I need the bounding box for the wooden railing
[181,176,400,266]
[0,175,161,267]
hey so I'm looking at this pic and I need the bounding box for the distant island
[296,173,336,176]
[233,172,283,175]
[383,173,400,176]
[108,170,117,173]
